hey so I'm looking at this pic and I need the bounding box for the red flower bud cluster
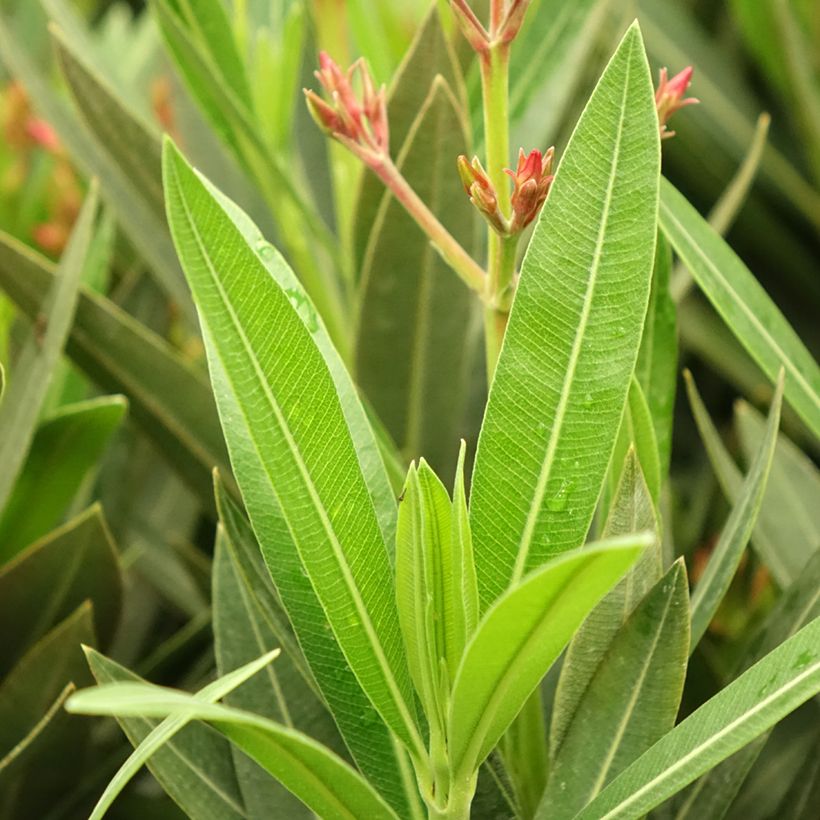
[655,66,699,139]
[458,147,554,235]
[304,53,388,164]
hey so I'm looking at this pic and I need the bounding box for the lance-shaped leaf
[0,506,121,674]
[683,370,796,586]
[574,614,820,820]
[80,650,280,820]
[689,371,783,649]
[636,231,677,478]
[0,396,126,556]
[83,649,246,820]
[469,23,660,607]
[67,684,400,820]
[201,179,397,552]
[659,177,820,439]
[356,75,477,480]
[213,527,342,819]
[0,231,232,512]
[668,550,820,820]
[163,140,424,782]
[0,184,97,517]
[537,560,689,819]
[735,400,820,565]
[447,535,648,779]
[550,450,661,755]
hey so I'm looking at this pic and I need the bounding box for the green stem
[480,43,518,380]
[373,157,487,295]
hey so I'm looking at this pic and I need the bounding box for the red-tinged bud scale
[655,66,699,139]
[304,53,389,165]
[506,147,554,232]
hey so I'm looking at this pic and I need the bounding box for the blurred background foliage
[0,0,817,817]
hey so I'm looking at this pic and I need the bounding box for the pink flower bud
[304,53,389,164]
[506,147,554,232]
[457,154,508,234]
[655,66,699,139]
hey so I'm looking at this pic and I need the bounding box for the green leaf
[51,23,165,218]
[659,177,820,440]
[353,5,465,270]
[636,231,677,478]
[82,650,280,820]
[574,614,820,820]
[83,649,246,820]
[735,400,820,564]
[0,184,97,516]
[537,560,689,819]
[67,684,400,820]
[395,458,458,730]
[213,527,342,819]
[356,76,478,479]
[0,505,121,675]
[0,604,94,817]
[0,396,126,557]
[689,371,784,648]
[163,139,424,797]
[0,231,232,512]
[447,535,647,779]
[683,370,796,586]
[200,178,397,553]
[469,23,660,606]
[550,450,662,756]
[668,549,820,820]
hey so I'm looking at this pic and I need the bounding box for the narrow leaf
[537,560,689,819]
[659,177,820,439]
[690,371,784,648]
[574,615,820,819]
[356,76,477,479]
[82,650,279,820]
[67,685,400,820]
[83,649,246,820]
[550,450,662,755]
[0,396,126,556]
[469,23,660,606]
[0,184,97,514]
[0,230,232,511]
[163,140,424,795]
[447,535,648,778]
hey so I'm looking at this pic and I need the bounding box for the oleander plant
[0,0,819,818]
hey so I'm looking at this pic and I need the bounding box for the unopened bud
[655,66,699,139]
[458,154,508,234]
[506,147,554,232]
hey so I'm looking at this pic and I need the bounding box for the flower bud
[506,147,554,232]
[655,66,699,139]
[458,154,508,234]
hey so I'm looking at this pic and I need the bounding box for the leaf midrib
[171,167,422,756]
[660,194,820,420]
[511,40,634,584]
[594,657,820,820]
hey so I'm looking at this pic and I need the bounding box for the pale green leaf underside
[469,23,660,607]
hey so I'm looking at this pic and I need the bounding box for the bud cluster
[655,66,699,139]
[458,147,554,235]
[304,53,389,164]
